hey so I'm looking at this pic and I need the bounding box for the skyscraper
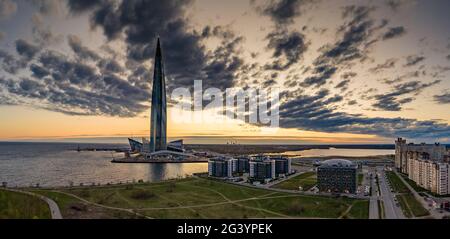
[149,38,167,152]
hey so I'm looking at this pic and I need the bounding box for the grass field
[271,172,317,191]
[0,189,51,219]
[346,200,369,219]
[32,177,368,219]
[386,172,429,218]
[386,171,409,193]
[31,190,142,219]
[357,174,364,186]
[400,174,450,198]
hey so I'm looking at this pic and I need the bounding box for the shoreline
[111,158,208,164]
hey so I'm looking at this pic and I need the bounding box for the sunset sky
[0,0,450,144]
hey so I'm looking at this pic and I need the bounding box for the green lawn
[396,194,413,218]
[400,175,427,193]
[401,194,429,217]
[385,172,429,218]
[0,189,51,219]
[357,174,364,186]
[271,172,317,191]
[30,190,143,219]
[401,174,450,198]
[386,171,409,193]
[346,200,369,219]
[32,177,367,219]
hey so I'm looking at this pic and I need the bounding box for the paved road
[368,168,380,219]
[3,188,62,219]
[369,197,379,219]
[37,193,63,219]
[377,167,404,219]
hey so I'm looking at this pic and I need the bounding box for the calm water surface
[280,148,394,157]
[0,143,395,187]
[0,142,207,187]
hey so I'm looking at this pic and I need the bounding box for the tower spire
[149,38,167,152]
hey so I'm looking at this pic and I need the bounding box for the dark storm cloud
[201,36,245,89]
[29,63,50,78]
[0,47,151,117]
[97,58,124,73]
[300,64,337,87]
[255,0,311,72]
[382,26,406,40]
[15,39,40,59]
[66,0,105,13]
[264,30,308,71]
[66,0,245,91]
[372,80,441,111]
[300,5,379,88]
[279,89,450,139]
[405,55,425,67]
[67,35,100,61]
[322,5,375,62]
[259,0,311,25]
[434,91,450,104]
[0,49,27,74]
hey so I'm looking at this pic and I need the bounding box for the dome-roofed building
[320,159,355,167]
[317,159,357,194]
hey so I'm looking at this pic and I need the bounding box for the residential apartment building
[396,138,450,195]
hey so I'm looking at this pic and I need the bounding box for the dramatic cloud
[31,14,64,46]
[0,0,17,20]
[15,39,40,59]
[300,64,337,87]
[67,35,100,61]
[254,0,311,72]
[382,26,406,40]
[29,63,50,79]
[405,55,425,67]
[279,89,450,139]
[335,79,351,89]
[259,0,311,25]
[369,58,397,73]
[372,80,440,111]
[0,49,27,74]
[1,0,449,141]
[66,0,245,91]
[434,91,450,104]
[265,30,308,71]
[300,5,379,88]
[66,0,105,14]
[0,45,151,117]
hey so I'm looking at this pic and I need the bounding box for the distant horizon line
[0,135,448,145]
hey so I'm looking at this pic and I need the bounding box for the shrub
[130,190,155,200]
